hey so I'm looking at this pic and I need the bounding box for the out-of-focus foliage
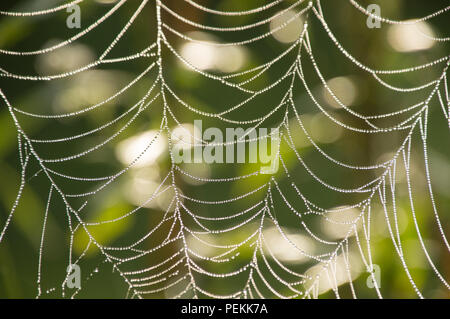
[0,0,449,298]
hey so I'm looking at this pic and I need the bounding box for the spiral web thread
[0,0,449,299]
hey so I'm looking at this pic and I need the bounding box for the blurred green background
[0,0,449,298]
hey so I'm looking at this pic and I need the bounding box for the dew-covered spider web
[0,0,449,299]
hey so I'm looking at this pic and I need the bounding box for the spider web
[0,0,449,299]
